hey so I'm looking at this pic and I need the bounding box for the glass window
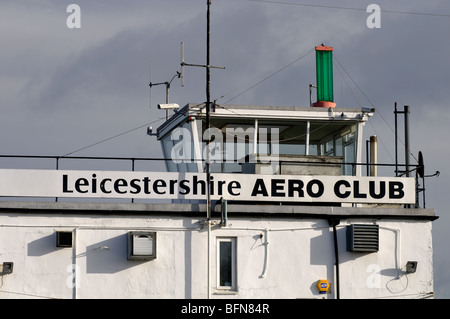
[163,122,200,173]
[217,237,237,290]
[161,135,177,172]
[325,139,334,156]
[308,143,319,156]
[344,142,355,175]
[343,131,356,176]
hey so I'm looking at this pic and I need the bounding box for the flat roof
[157,103,375,139]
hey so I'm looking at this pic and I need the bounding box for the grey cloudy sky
[1,0,449,297]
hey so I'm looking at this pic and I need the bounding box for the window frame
[216,237,237,291]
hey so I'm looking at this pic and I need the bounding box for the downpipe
[329,219,340,299]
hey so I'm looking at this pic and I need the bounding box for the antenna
[181,42,185,87]
[180,41,225,88]
[417,151,424,178]
[149,71,181,120]
[149,61,152,108]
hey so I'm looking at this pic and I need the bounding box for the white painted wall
[0,212,434,299]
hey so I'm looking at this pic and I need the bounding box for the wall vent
[128,232,157,261]
[346,224,379,252]
[56,231,73,248]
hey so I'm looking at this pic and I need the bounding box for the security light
[157,103,179,110]
[406,261,418,274]
[1,262,13,275]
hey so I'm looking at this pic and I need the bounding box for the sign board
[0,169,416,204]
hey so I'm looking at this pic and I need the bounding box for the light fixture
[1,262,13,275]
[157,103,179,110]
[406,261,418,274]
[147,126,157,136]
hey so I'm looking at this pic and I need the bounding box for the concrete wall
[0,211,434,299]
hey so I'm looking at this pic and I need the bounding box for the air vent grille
[346,224,379,252]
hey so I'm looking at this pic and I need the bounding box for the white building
[0,46,437,299]
[0,103,437,299]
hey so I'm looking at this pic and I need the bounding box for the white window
[216,237,237,290]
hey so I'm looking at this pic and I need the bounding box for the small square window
[56,231,73,248]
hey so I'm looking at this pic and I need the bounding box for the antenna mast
[206,0,212,221]
[179,0,226,299]
[149,71,180,120]
[179,1,224,222]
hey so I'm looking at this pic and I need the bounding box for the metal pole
[404,105,411,208]
[370,135,377,177]
[404,105,410,178]
[329,219,340,299]
[394,102,398,177]
[366,140,369,176]
[56,157,59,202]
[206,0,211,220]
[307,84,315,155]
[165,82,170,120]
[206,0,212,300]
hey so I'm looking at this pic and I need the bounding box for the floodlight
[157,103,179,110]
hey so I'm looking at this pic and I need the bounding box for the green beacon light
[313,45,336,108]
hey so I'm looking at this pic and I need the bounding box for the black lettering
[271,179,285,197]
[218,180,226,196]
[169,180,177,194]
[334,180,351,198]
[75,178,89,193]
[153,179,166,195]
[62,175,73,193]
[288,180,304,197]
[353,181,367,198]
[193,175,206,195]
[130,179,141,194]
[143,177,151,194]
[369,181,385,199]
[114,179,127,194]
[307,179,324,198]
[228,181,241,196]
[251,179,268,196]
[179,180,190,195]
[209,175,214,196]
[92,174,97,193]
[389,181,404,199]
[100,178,112,193]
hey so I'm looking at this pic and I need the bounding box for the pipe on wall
[328,219,340,299]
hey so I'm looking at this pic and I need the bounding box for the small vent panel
[128,232,157,261]
[56,231,73,248]
[346,224,379,252]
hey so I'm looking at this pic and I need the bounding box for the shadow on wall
[27,232,150,274]
[309,223,341,297]
[28,233,57,257]
[85,234,142,274]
